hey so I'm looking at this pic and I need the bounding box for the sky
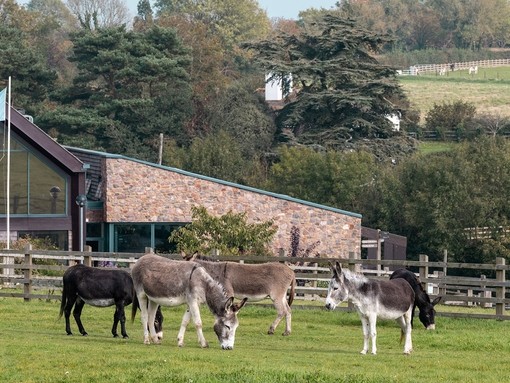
[123,0,338,19]
[17,0,338,20]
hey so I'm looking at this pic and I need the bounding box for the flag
[0,88,6,121]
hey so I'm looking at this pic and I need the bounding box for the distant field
[399,66,510,121]
[418,141,457,154]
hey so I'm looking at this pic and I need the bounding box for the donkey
[390,268,442,330]
[325,262,415,355]
[181,256,295,337]
[59,263,163,339]
[131,254,247,350]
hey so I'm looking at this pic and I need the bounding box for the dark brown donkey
[59,264,163,339]
[390,268,442,330]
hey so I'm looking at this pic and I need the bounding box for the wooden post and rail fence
[1,247,508,320]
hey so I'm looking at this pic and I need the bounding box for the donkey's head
[213,297,248,350]
[419,296,442,330]
[325,261,349,311]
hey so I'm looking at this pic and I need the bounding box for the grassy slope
[1,299,509,383]
[399,66,510,121]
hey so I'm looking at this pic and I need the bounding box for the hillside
[399,66,510,121]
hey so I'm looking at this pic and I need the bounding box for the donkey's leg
[268,296,288,335]
[137,294,151,345]
[368,313,378,355]
[112,302,128,338]
[188,302,208,348]
[147,300,161,344]
[359,315,370,354]
[177,307,192,347]
[284,301,292,336]
[73,299,88,336]
[63,296,77,335]
[399,309,413,354]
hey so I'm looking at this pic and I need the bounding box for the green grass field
[400,66,510,121]
[1,299,509,382]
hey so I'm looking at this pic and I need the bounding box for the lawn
[1,298,509,382]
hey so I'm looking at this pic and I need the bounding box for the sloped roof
[8,107,85,174]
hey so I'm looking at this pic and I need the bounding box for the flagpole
[6,76,11,250]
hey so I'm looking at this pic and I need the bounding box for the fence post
[348,251,357,273]
[443,249,448,276]
[419,254,428,282]
[83,247,92,267]
[23,244,33,302]
[495,257,506,318]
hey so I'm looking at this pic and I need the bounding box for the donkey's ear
[330,261,342,278]
[432,296,442,306]
[334,261,343,275]
[232,297,248,312]
[224,297,235,311]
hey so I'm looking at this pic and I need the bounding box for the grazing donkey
[182,256,296,337]
[390,268,442,330]
[131,254,247,350]
[325,262,415,355]
[59,264,163,339]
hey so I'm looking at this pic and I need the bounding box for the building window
[18,231,68,250]
[114,224,152,253]
[106,223,184,253]
[0,128,67,216]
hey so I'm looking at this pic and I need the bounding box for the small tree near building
[169,206,277,256]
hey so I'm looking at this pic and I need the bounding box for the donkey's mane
[341,268,369,289]
[200,269,229,316]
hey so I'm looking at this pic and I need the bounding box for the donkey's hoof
[122,335,129,339]
[113,334,119,338]
[282,331,291,336]
[81,332,88,337]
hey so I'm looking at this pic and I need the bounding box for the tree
[66,0,130,29]
[475,113,510,138]
[169,206,277,256]
[243,14,407,149]
[360,137,510,262]
[154,0,271,52]
[208,82,275,161]
[0,25,57,109]
[37,25,193,161]
[265,146,376,212]
[133,0,153,31]
[26,0,78,83]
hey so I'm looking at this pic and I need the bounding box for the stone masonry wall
[102,158,361,258]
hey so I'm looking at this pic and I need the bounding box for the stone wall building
[70,148,362,258]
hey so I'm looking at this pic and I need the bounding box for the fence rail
[0,248,508,320]
[398,58,510,75]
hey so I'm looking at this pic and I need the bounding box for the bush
[425,101,477,139]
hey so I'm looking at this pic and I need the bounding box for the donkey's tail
[131,288,139,324]
[58,281,67,320]
[287,277,296,306]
